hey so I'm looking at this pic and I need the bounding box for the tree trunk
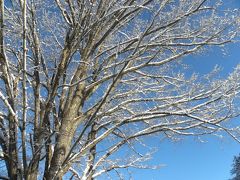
[8,115,19,179]
[44,120,78,179]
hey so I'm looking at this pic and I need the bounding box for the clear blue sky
[129,1,240,180]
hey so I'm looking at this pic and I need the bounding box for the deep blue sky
[130,1,240,180]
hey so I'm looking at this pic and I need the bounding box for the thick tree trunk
[8,115,19,180]
[44,54,87,179]
[44,120,78,180]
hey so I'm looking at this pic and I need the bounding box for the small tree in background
[231,154,240,180]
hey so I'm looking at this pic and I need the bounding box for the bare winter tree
[0,0,240,179]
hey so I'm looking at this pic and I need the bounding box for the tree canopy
[231,154,240,180]
[0,0,240,179]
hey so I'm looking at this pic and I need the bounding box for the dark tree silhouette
[231,154,240,180]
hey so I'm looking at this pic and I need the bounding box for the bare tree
[0,0,240,179]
